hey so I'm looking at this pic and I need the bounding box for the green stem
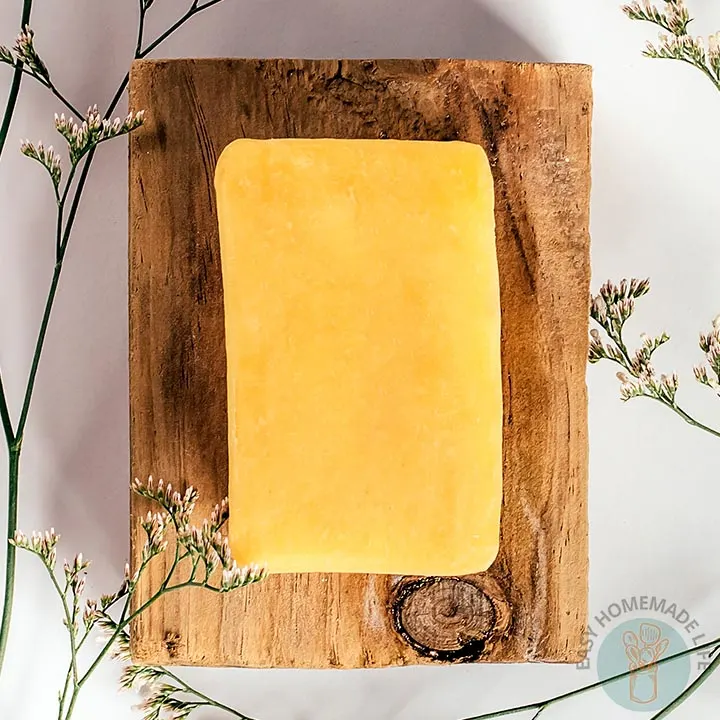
[462,637,720,720]
[58,0,227,260]
[0,449,20,674]
[0,255,63,681]
[593,321,720,439]
[662,400,720,438]
[0,0,33,682]
[135,2,147,58]
[138,0,226,58]
[62,686,80,720]
[15,259,63,441]
[56,164,77,259]
[677,56,720,93]
[77,580,185,688]
[161,667,257,720]
[650,649,720,720]
[46,566,78,718]
[0,379,13,446]
[27,73,83,118]
[1,0,230,704]
[57,666,71,720]
[76,560,244,694]
[0,0,33,159]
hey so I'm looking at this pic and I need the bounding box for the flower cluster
[55,106,145,165]
[132,476,198,534]
[140,511,170,564]
[0,26,50,83]
[13,479,266,720]
[590,277,720,440]
[19,106,145,198]
[64,553,90,596]
[590,278,649,337]
[589,278,678,404]
[132,476,265,593]
[694,317,720,392]
[622,0,690,36]
[10,528,60,569]
[616,369,679,404]
[20,140,62,192]
[136,689,200,720]
[645,33,706,65]
[120,663,166,693]
[623,0,720,88]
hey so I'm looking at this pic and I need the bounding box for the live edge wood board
[129,58,591,668]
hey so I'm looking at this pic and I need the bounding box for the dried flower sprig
[132,476,199,534]
[19,139,62,192]
[623,0,720,90]
[122,661,255,720]
[20,106,145,205]
[12,480,265,720]
[588,278,720,437]
[623,0,691,36]
[55,106,145,166]
[694,316,720,393]
[476,4,720,720]
[0,25,49,83]
[11,528,59,569]
[0,25,82,117]
[0,0,235,688]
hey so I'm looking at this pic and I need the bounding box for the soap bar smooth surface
[215,138,501,576]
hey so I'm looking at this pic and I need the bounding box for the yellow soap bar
[215,138,501,576]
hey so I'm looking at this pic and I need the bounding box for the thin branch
[650,397,720,438]
[0,0,235,706]
[78,562,245,693]
[46,567,78,716]
[160,667,258,720]
[650,650,720,720]
[595,349,720,438]
[676,56,720,93]
[0,379,13,446]
[462,636,720,720]
[56,164,78,257]
[135,1,147,58]
[0,449,20,675]
[139,0,226,58]
[13,68,83,118]
[14,260,63,441]
[0,0,33,159]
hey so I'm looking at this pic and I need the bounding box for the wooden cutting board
[128,58,591,668]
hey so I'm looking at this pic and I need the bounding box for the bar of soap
[215,138,501,576]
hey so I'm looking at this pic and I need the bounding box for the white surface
[0,1,719,718]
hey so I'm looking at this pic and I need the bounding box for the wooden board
[129,59,591,668]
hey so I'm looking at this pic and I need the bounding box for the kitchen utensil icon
[621,622,668,704]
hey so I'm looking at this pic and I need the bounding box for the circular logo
[597,619,691,711]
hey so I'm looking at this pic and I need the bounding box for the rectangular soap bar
[215,138,501,576]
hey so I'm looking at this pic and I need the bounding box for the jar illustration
[622,623,670,704]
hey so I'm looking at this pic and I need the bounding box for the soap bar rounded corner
[214,137,249,187]
[447,539,501,578]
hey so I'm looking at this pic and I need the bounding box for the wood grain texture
[129,58,591,668]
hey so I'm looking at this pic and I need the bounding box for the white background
[0,1,718,718]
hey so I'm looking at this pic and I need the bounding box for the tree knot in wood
[391,576,508,662]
